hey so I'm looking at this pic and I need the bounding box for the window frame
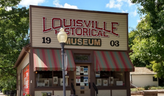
[153,76,157,81]
[95,71,126,88]
[35,71,70,88]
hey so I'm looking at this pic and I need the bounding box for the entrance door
[74,64,90,96]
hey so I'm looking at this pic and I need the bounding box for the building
[130,67,158,87]
[14,5,134,96]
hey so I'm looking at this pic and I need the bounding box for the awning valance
[94,51,134,71]
[33,49,75,71]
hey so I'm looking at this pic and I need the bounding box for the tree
[130,0,164,78]
[0,0,29,90]
[129,27,150,67]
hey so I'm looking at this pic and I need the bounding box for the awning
[94,51,134,71]
[33,49,75,71]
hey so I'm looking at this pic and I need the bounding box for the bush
[1,88,9,94]
[42,93,47,96]
[150,87,158,90]
[2,89,5,94]
[131,88,138,92]
[149,86,164,90]
[131,86,164,93]
[144,86,150,90]
[131,87,144,92]
[138,87,145,91]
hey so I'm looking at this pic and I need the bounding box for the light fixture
[57,27,68,96]
[57,28,67,43]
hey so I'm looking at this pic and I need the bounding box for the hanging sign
[23,65,29,95]
[64,53,68,71]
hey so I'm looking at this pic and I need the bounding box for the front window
[153,77,157,81]
[36,71,69,87]
[95,71,125,86]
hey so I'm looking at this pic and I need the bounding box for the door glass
[76,66,89,86]
[75,65,90,96]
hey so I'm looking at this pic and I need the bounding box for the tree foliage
[0,0,29,90]
[130,0,164,78]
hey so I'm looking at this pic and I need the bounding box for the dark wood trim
[90,51,95,96]
[30,5,32,47]
[30,48,35,96]
[16,72,18,90]
[34,87,71,90]
[52,71,54,95]
[20,70,22,96]
[31,47,128,52]
[30,5,128,15]
[126,72,131,96]
[34,71,36,89]
[29,48,32,95]
[127,14,129,52]
[97,86,127,89]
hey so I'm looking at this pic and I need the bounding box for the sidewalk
[0,92,6,96]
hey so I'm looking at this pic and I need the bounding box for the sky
[18,0,142,32]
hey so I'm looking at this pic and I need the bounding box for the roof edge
[14,44,30,68]
[30,5,128,15]
[130,73,157,75]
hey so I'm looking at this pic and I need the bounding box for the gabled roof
[14,44,30,68]
[130,67,156,75]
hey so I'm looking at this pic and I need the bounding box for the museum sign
[30,6,128,50]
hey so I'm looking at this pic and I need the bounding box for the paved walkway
[0,92,6,96]
[0,91,164,96]
[131,93,164,96]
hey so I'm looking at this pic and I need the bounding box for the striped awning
[33,49,75,71]
[94,51,134,71]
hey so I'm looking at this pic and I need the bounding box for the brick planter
[131,90,164,96]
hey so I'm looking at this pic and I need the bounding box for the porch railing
[93,83,98,96]
[71,83,76,95]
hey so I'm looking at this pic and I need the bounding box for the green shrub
[131,87,144,92]
[138,87,145,91]
[144,86,150,90]
[131,88,138,92]
[2,89,5,94]
[2,88,8,94]
[42,93,47,96]
[150,87,157,90]
[149,86,164,90]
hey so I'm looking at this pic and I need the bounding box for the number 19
[42,37,51,44]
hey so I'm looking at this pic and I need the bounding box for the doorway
[74,64,90,96]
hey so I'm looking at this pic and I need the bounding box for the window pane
[36,71,52,87]
[95,71,125,86]
[111,72,125,86]
[153,77,157,81]
[36,71,69,87]
[53,71,62,86]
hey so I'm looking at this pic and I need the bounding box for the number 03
[110,40,119,47]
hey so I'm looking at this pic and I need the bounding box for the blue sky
[18,0,142,32]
